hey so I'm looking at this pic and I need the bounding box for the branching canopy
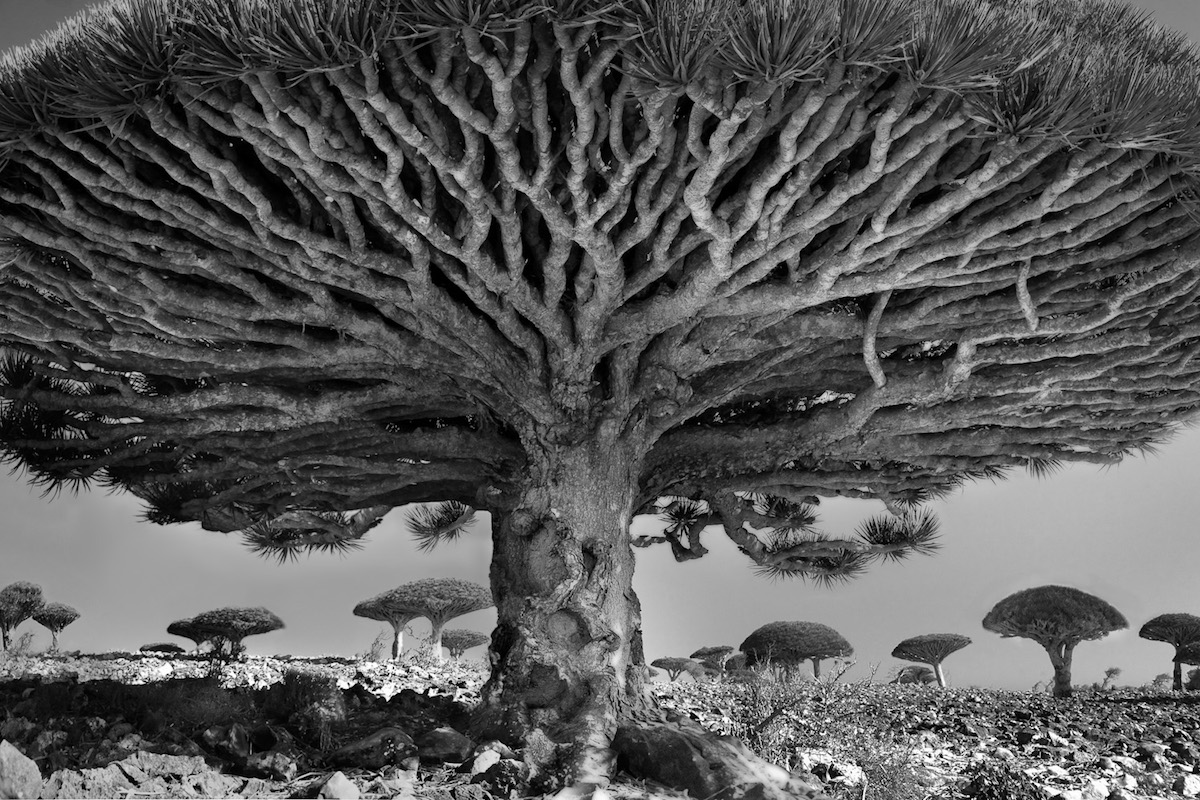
[380,578,493,625]
[0,581,44,633]
[0,0,1196,583]
[32,601,80,633]
[739,620,853,667]
[981,585,1127,649]
[1138,613,1200,650]
[891,632,971,665]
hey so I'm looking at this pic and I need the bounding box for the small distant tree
[32,602,80,652]
[188,607,285,659]
[140,642,186,654]
[890,665,937,685]
[982,585,1127,699]
[690,645,735,672]
[740,621,852,680]
[441,629,490,660]
[650,657,705,682]
[352,592,422,661]
[890,633,971,688]
[1151,673,1172,691]
[1138,613,1200,691]
[1187,666,1200,692]
[0,582,44,650]
[1094,666,1120,691]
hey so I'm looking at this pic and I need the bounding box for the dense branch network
[0,0,1199,571]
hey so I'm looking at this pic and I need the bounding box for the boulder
[244,750,298,781]
[415,727,474,764]
[0,740,42,800]
[1175,774,1200,798]
[316,770,360,799]
[612,719,824,800]
[329,727,418,770]
[202,722,251,763]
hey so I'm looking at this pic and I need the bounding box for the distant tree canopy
[441,628,490,659]
[0,582,44,651]
[740,620,853,678]
[352,591,423,661]
[890,632,971,688]
[186,607,285,658]
[369,578,493,662]
[1139,613,1200,691]
[2,0,1200,792]
[983,585,1127,698]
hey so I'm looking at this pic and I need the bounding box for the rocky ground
[0,653,1197,799]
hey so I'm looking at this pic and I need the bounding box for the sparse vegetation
[982,586,1127,698]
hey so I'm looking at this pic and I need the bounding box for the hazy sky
[1,0,1199,692]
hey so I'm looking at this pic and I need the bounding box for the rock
[470,748,501,777]
[452,785,486,800]
[105,722,135,741]
[0,740,42,800]
[612,719,822,800]
[329,727,417,770]
[1079,777,1109,800]
[317,771,360,799]
[244,750,298,781]
[182,771,246,797]
[416,727,474,764]
[0,720,34,746]
[471,758,526,796]
[1137,742,1167,758]
[202,722,251,763]
[24,730,66,761]
[41,765,134,799]
[1174,774,1200,797]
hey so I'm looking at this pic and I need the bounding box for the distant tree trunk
[1174,659,1184,692]
[389,621,403,661]
[1046,642,1075,698]
[429,620,447,663]
[49,629,60,652]
[474,437,653,787]
[1,627,9,651]
[811,658,822,679]
[932,661,947,688]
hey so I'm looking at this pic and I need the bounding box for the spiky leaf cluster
[405,502,477,553]
[982,585,1127,649]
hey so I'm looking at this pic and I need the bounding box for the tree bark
[1046,642,1074,698]
[932,661,947,688]
[473,438,651,789]
[811,658,822,679]
[429,619,447,663]
[1174,659,1184,692]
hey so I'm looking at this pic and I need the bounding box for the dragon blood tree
[890,633,971,688]
[188,607,285,658]
[442,628,491,660]
[740,620,854,679]
[352,591,423,661]
[32,602,80,652]
[3,0,1200,791]
[372,578,493,662]
[983,585,1127,698]
[1139,613,1200,691]
[0,582,43,650]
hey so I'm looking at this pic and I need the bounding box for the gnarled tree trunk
[474,438,650,789]
[1046,642,1075,698]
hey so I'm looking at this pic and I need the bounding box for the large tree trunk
[1174,658,1184,692]
[1046,642,1074,698]
[474,439,650,789]
[472,438,826,797]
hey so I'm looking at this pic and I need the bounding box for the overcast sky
[1,0,1199,692]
